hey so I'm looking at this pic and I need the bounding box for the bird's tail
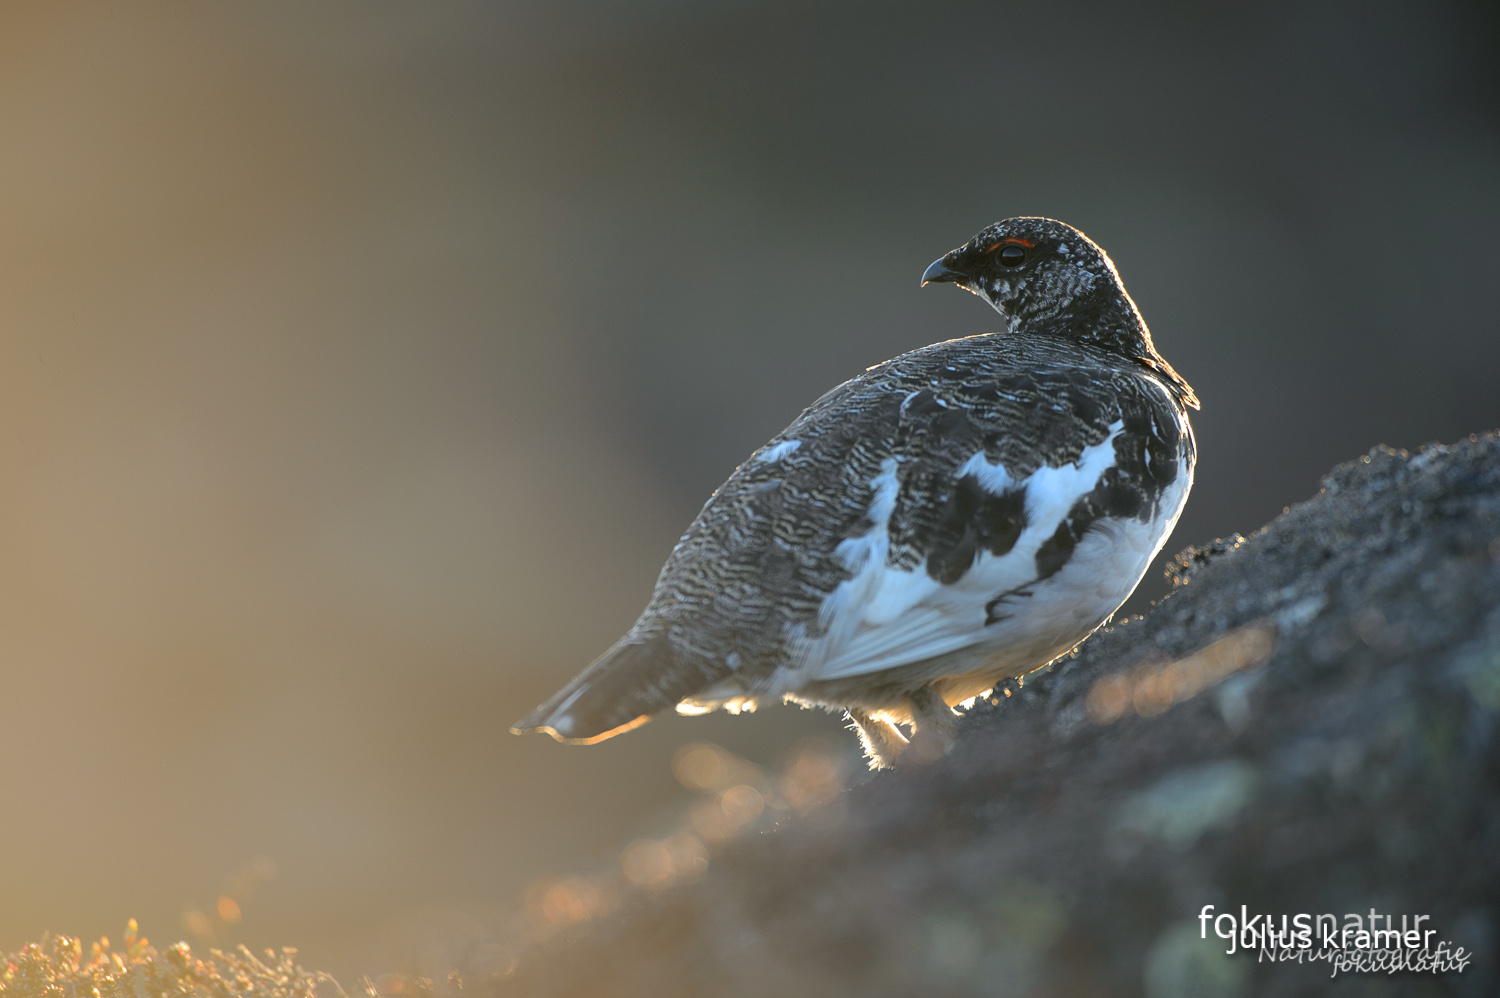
[510,631,713,745]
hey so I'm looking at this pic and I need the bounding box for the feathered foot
[846,708,909,769]
[903,685,959,765]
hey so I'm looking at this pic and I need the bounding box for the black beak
[921,254,966,287]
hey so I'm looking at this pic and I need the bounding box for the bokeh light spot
[215,895,241,924]
[720,784,764,825]
[538,879,601,925]
[672,743,728,791]
[181,910,212,939]
[620,839,676,889]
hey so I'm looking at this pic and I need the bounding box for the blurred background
[0,0,1496,982]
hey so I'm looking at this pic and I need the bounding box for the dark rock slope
[501,433,1500,998]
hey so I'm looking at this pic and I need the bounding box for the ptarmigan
[512,217,1198,767]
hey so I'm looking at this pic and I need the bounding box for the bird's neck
[1010,281,1138,343]
[1010,289,1200,409]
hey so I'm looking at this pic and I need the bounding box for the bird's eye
[998,244,1026,267]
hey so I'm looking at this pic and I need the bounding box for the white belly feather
[768,420,1192,697]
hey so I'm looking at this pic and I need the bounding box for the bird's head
[921,217,1124,329]
[923,216,1200,408]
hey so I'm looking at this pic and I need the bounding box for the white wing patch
[953,450,1016,494]
[776,421,1189,690]
[752,439,802,465]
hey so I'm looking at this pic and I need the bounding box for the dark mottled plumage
[513,217,1198,766]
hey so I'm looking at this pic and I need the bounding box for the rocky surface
[496,433,1500,998]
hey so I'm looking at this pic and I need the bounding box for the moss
[0,922,368,998]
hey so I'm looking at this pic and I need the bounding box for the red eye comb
[984,237,1034,253]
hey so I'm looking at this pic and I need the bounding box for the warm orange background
[1,0,1495,981]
